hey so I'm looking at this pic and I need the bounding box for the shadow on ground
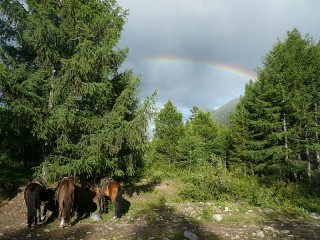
[130,198,221,240]
[124,179,160,198]
[263,212,320,240]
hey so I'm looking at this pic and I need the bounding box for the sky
[117,0,320,118]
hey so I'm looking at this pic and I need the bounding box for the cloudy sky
[117,0,320,117]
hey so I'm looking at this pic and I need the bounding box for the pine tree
[153,100,184,166]
[0,0,43,167]
[189,107,226,161]
[231,29,320,183]
[0,0,155,180]
[228,95,253,174]
[177,120,204,170]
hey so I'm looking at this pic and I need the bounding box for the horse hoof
[60,219,66,228]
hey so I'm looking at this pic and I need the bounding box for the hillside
[211,98,239,125]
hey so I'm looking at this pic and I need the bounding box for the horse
[85,180,104,214]
[24,177,46,228]
[86,178,122,218]
[99,179,122,218]
[56,177,77,228]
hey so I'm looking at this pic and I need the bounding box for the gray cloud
[118,0,320,114]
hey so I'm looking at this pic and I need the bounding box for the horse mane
[98,177,113,189]
[27,177,45,188]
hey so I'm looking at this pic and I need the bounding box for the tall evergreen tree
[228,94,253,174]
[189,107,226,161]
[153,100,184,166]
[177,119,205,170]
[230,29,320,183]
[0,0,155,180]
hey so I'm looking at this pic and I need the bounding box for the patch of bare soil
[0,181,320,240]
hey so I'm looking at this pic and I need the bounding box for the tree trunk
[314,103,320,168]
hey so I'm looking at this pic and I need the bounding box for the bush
[144,152,320,216]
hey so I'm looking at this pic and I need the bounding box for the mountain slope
[211,98,239,125]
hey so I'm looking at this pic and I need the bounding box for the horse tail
[65,191,73,222]
[115,185,122,218]
[26,191,37,228]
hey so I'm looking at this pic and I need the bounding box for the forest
[1,0,320,216]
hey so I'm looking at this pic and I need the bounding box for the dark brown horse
[24,177,46,228]
[100,179,122,218]
[57,177,77,228]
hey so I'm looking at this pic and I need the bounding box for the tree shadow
[72,184,97,225]
[123,179,160,198]
[0,223,98,240]
[132,198,221,239]
[262,211,320,239]
[0,183,22,206]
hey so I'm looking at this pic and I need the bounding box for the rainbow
[143,56,256,80]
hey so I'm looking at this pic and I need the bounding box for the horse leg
[60,204,65,228]
[42,203,48,221]
[37,206,41,223]
[115,187,122,218]
[93,195,101,214]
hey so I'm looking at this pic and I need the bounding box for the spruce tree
[231,29,320,183]
[189,107,226,161]
[177,119,204,170]
[153,100,184,166]
[228,95,253,174]
[0,0,155,180]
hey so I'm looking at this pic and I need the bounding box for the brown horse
[24,177,46,228]
[90,182,105,214]
[100,180,122,218]
[87,178,122,218]
[57,177,77,228]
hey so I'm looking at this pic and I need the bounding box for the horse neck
[28,179,44,188]
[102,182,111,197]
[93,184,101,196]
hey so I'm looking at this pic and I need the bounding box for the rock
[91,212,102,221]
[43,229,50,233]
[224,207,229,212]
[184,230,199,240]
[26,234,32,238]
[256,230,264,238]
[0,233,4,236]
[213,214,223,221]
[263,226,277,232]
[310,212,320,219]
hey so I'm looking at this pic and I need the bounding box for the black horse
[24,177,46,228]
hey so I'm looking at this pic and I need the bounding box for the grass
[144,160,320,219]
[0,164,33,186]
[0,163,33,206]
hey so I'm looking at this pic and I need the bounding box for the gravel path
[1,183,320,240]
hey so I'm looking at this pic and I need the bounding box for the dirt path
[0,181,320,239]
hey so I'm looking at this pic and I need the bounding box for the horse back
[103,181,121,202]
[57,179,76,202]
[24,182,45,205]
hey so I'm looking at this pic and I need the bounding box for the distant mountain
[211,98,240,125]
